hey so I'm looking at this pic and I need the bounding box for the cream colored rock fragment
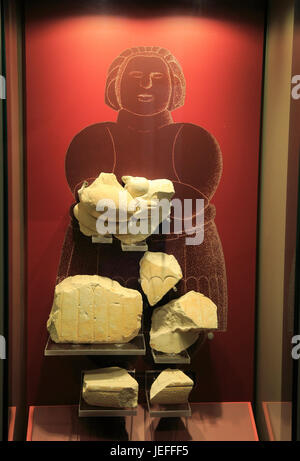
[73,173,175,244]
[139,251,183,306]
[82,367,138,408]
[114,176,175,245]
[150,291,218,353]
[150,369,193,405]
[78,172,132,215]
[122,175,175,201]
[73,173,134,237]
[47,275,142,344]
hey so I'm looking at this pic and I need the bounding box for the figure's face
[119,56,172,116]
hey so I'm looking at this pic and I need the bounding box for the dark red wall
[25,1,265,404]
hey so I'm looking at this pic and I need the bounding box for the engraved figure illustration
[58,46,228,330]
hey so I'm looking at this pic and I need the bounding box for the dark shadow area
[152,416,192,441]
[24,0,266,25]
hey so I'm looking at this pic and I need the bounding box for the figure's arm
[173,124,223,202]
[65,123,116,197]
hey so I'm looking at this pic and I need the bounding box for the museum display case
[1,0,300,442]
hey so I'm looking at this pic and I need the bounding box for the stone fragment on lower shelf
[150,369,194,405]
[139,251,183,306]
[150,291,218,353]
[47,275,142,344]
[82,367,138,408]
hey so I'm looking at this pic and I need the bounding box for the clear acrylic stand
[44,334,146,356]
[92,235,113,244]
[121,240,148,252]
[79,370,138,417]
[145,371,192,418]
[151,348,190,364]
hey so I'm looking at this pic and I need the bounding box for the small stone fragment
[150,291,218,353]
[122,176,175,201]
[150,369,194,405]
[139,251,183,306]
[82,367,138,408]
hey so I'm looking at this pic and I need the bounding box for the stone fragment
[73,202,98,236]
[114,176,175,245]
[150,291,218,353]
[122,175,175,201]
[139,251,183,306]
[47,275,142,344]
[78,172,132,215]
[73,173,175,245]
[150,369,193,405]
[74,173,134,237]
[82,367,138,408]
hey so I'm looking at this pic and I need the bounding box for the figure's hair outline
[105,46,186,112]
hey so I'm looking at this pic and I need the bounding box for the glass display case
[1,0,300,443]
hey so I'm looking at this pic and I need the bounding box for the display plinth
[121,241,148,252]
[92,235,113,244]
[26,405,142,441]
[26,403,258,441]
[151,348,190,364]
[44,334,146,356]
[145,371,192,418]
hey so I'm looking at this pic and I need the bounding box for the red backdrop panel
[25,2,264,404]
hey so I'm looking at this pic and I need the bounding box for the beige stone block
[47,275,142,344]
[82,367,138,408]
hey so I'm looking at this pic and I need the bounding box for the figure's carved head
[105,46,186,115]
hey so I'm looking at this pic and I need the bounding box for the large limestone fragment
[114,176,175,245]
[150,369,193,405]
[150,291,218,353]
[74,173,134,237]
[82,367,138,408]
[73,173,175,245]
[140,252,183,306]
[47,275,142,344]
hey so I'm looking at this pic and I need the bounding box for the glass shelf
[44,334,146,356]
[145,371,192,418]
[79,369,138,417]
[151,348,190,364]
